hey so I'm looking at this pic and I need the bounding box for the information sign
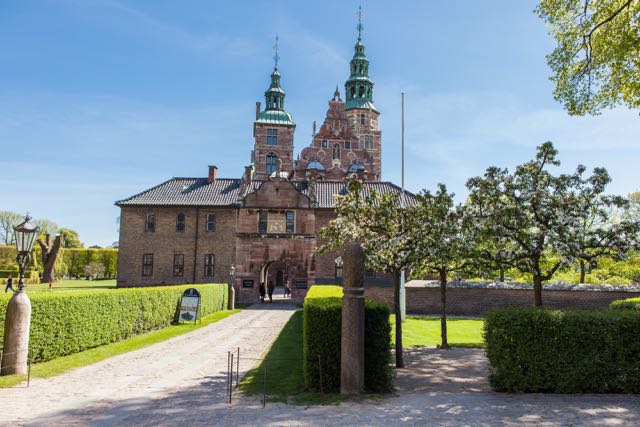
[179,288,200,323]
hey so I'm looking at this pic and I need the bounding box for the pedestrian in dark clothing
[259,282,266,303]
[284,280,291,298]
[267,280,275,302]
[4,276,14,293]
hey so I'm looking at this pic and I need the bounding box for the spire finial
[273,34,280,70]
[356,5,363,40]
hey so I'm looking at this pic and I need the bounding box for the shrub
[0,283,227,363]
[303,285,392,393]
[484,307,640,393]
[610,297,640,311]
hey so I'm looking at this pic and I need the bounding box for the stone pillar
[228,281,236,311]
[2,290,31,376]
[340,243,365,395]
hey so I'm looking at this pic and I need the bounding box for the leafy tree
[0,211,22,245]
[466,141,623,306]
[411,184,475,349]
[318,180,414,368]
[59,228,84,248]
[84,261,106,279]
[536,0,640,115]
[34,219,59,237]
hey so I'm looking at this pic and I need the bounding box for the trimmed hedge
[610,297,640,311]
[0,283,227,363]
[484,307,640,393]
[303,285,392,393]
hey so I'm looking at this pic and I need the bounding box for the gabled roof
[116,178,416,208]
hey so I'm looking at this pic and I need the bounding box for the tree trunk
[533,274,543,307]
[499,268,505,282]
[579,259,586,284]
[439,269,450,349]
[393,269,404,368]
[38,233,63,283]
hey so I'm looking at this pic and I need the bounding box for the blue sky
[1,0,639,246]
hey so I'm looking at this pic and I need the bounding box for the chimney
[244,165,254,183]
[255,102,261,120]
[207,165,218,183]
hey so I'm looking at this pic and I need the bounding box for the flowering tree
[318,180,414,368]
[465,141,635,306]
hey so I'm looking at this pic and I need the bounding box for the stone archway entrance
[259,260,298,301]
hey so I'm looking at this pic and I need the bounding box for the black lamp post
[13,214,39,291]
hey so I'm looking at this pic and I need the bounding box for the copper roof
[116,178,416,208]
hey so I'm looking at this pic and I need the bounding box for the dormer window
[267,128,278,145]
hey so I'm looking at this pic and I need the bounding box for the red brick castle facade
[115,29,414,302]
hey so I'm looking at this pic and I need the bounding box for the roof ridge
[115,177,177,206]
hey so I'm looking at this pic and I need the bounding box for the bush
[303,285,392,393]
[484,307,640,393]
[0,283,227,363]
[610,297,640,311]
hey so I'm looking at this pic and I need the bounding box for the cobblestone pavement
[3,308,640,426]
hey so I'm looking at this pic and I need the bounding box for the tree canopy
[536,0,640,115]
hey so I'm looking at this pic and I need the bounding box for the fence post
[229,353,234,404]
[236,347,240,387]
[226,351,230,401]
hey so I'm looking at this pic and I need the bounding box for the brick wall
[362,284,639,315]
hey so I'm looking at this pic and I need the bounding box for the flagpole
[400,92,406,321]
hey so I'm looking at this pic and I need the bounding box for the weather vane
[356,5,364,39]
[273,34,280,69]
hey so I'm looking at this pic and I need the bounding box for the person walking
[259,282,266,303]
[284,279,291,298]
[4,275,14,293]
[267,280,275,302]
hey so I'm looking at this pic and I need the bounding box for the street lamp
[13,214,39,291]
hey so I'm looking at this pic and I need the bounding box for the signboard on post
[179,288,200,324]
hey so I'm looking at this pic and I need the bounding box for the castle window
[267,128,278,145]
[144,213,155,232]
[332,144,340,160]
[359,86,365,98]
[205,213,216,232]
[350,86,355,99]
[321,139,328,148]
[335,257,343,278]
[344,141,351,150]
[360,114,365,126]
[258,211,268,233]
[286,211,295,234]
[365,135,373,149]
[142,253,153,277]
[266,154,278,175]
[176,213,185,232]
[204,254,215,277]
[173,254,184,277]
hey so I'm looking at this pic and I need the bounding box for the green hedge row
[0,283,228,363]
[302,285,392,394]
[484,307,640,393]
[610,297,640,311]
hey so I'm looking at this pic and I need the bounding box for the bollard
[2,290,31,376]
[340,243,365,395]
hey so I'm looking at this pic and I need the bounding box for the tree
[84,261,106,280]
[318,180,414,368]
[37,233,63,283]
[411,184,475,349]
[536,0,640,115]
[466,141,620,306]
[0,211,22,245]
[34,219,59,237]
[59,228,84,248]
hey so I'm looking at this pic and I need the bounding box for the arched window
[358,85,365,98]
[335,257,343,278]
[266,154,278,175]
[360,114,365,126]
[350,86,356,99]
[332,144,340,160]
[176,213,185,232]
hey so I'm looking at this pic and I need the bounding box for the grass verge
[239,310,344,405]
[23,279,117,293]
[391,316,485,348]
[0,308,240,388]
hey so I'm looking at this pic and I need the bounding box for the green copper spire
[256,35,294,125]
[345,6,376,111]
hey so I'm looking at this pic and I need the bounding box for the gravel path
[0,304,296,427]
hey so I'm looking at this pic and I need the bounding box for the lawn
[392,316,485,348]
[0,308,240,388]
[20,279,116,293]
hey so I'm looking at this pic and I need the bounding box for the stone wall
[362,282,640,315]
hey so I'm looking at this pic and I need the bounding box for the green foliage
[610,297,640,311]
[302,286,392,394]
[0,283,227,363]
[0,211,22,245]
[484,307,640,393]
[536,0,640,115]
[58,228,83,248]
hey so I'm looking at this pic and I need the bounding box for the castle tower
[343,9,382,180]
[252,37,296,180]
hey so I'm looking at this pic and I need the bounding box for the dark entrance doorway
[276,270,284,288]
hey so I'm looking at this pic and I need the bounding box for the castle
[115,27,415,302]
